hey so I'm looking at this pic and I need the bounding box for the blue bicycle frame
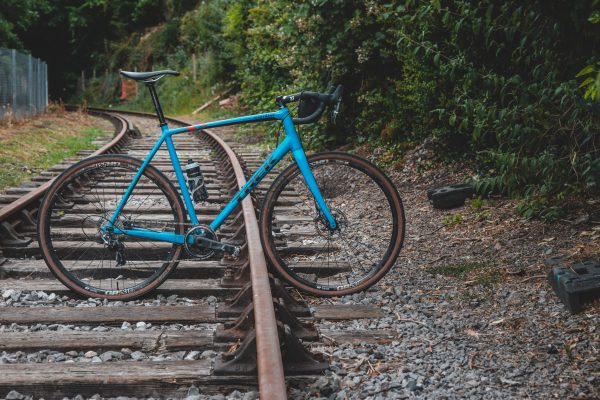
[106,106,337,245]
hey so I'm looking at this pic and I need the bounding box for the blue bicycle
[37,70,405,299]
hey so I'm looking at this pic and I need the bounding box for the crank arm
[195,236,240,257]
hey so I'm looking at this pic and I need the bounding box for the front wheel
[260,152,405,296]
[37,155,186,300]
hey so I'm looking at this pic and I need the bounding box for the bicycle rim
[38,155,185,299]
[261,152,405,296]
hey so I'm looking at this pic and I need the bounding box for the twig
[427,254,450,265]
[320,334,337,344]
[369,383,404,396]
[366,359,380,376]
[520,274,546,283]
[192,87,234,114]
[395,312,431,330]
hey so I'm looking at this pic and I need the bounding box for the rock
[91,356,102,363]
[405,379,421,392]
[48,353,66,362]
[200,350,216,359]
[100,351,117,362]
[185,351,201,360]
[5,390,25,399]
[2,289,14,299]
[130,351,147,361]
[136,321,147,330]
[506,291,525,305]
[573,214,590,225]
[242,391,258,400]
[187,386,200,397]
[84,351,98,358]
[121,322,131,330]
[500,377,519,386]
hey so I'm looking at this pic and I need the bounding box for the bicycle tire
[259,152,405,296]
[37,154,186,300]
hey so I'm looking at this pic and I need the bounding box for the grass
[430,261,502,287]
[442,213,463,227]
[0,114,107,190]
[430,262,487,280]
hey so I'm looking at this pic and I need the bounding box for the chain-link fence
[0,47,48,120]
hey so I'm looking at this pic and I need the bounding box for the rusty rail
[197,124,287,400]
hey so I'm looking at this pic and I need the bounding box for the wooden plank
[0,259,226,279]
[0,279,235,298]
[0,305,216,325]
[313,304,384,320]
[0,330,213,351]
[0,360,257,399]
[192,88,234,114]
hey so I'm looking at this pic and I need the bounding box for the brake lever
[331,97,341,124]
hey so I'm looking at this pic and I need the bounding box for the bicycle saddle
[119,70,180,81]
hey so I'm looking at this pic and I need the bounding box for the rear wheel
[37,155,186,300]
[260,152,405,296]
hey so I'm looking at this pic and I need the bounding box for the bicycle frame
[106,106,337,245]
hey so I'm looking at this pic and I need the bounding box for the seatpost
[145,81,167,126]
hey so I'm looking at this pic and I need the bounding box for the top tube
[166,108,290,136]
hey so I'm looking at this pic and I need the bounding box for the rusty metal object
[197,121,287,400]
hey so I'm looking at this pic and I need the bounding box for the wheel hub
[314,208,348,238]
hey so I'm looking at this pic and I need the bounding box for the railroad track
[0,109,388,399]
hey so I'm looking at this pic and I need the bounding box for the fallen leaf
[465,329,480,338]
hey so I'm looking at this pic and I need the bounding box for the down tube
[208,138,292,231]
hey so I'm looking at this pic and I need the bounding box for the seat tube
[282,116,337,229]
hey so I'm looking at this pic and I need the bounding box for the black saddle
[119,70,179,81]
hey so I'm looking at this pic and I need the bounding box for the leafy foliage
[4,0,599,217]
[221,0,600,217]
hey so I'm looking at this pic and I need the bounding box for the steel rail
[88,108,288,399]
[0,112,131,223]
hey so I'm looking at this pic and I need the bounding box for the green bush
[80,0,600,218]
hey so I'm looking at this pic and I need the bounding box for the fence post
[11,49,17,116]
[192,53,197,82]
[35,58,39,112]
[27,54,33,114]
[44,62,48,108]
[81,70,85,93]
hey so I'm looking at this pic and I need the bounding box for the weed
[442,213,463,227]
[429,262,487,280]
[471,196,488,212]
[475,270,502,287]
